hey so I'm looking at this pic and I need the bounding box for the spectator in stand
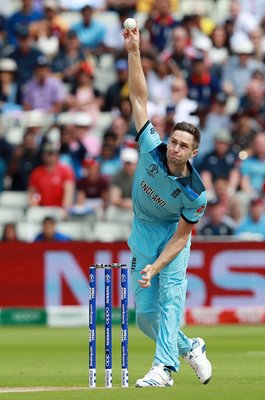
[107,0,136,15]
[199,130,240,199]
[213,177,242,222]
[187,51,220,108]
[197,197,236,236]
[147,57,174,110]
[144,0,179,53]
[0,58,21,113]
[1,223,19,242]
[166,76,198,126]
[28,142,75,210]
[230,111,261,154]
[34,216,71,241]
[76,158,109,212]
[249,26,265,62]
[109,147,138,210]
[30,0,68,48]
[0,15,8,57]
[103,59,129,111]
[235,197,265,240]
[23,55,66,112]
[73,113,101,157]
[0,136,13,192]
[103,9,129,55]
[240,132,265,197]
[8,130,40,191]
[66,61,103,121]
[7,0,43,45]
[106,115,131,150]
[71,5,106,55]
[97,142,122,180]
[8,25,43,97]
[161,26,191,79]
[222,38,264,97]
[116,97,137,137]
[58,124,87,179]
[51,30,86,86]
[238,78,265,128]
[208,25,229,79]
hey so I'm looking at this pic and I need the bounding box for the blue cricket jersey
[133,121,207,224]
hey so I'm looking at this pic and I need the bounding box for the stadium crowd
[0,0,265,242]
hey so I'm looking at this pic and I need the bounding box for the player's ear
[191,148,198,158]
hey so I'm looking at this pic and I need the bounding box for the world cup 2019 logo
[147,163,158,177]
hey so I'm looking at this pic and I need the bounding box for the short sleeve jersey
[133,121,207,224]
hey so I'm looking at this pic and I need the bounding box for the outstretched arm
[138,218,194,288]
[123,25,148,132]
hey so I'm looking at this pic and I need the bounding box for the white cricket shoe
[135,365,174,388]
[183,338,212,384]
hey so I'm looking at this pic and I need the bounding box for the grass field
[0,324,264,400]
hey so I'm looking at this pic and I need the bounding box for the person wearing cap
[23,55,66,112]
[7,0,43,45]
[199,129,240,198]
[102,59,129,111]
[123,24,212,388]
[71,5,106,54]
[0,58,22,113]
[28,142,75,210]
[109,147,138,211]
[8,24,44,93]
[222,35,264,97]
[235,197,265,240]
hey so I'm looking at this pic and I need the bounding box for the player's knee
[136,311,159,341]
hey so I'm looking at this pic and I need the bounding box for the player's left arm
[138,217,194,288]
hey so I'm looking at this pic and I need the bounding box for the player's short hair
[171,121,201,149]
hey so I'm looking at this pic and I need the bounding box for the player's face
[167,130,198,165]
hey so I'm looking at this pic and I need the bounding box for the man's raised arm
[123,25,149,132]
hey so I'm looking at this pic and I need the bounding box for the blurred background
[0,0,264,328]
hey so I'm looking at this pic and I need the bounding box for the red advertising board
[0,241,264,308]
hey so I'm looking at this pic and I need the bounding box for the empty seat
[0,191,28,209]
[26,206,65,223]
[0,207,24,224]
[16,222,41,242]
[105,206,133,223]
[90,221,131,242]
[57,221,88,241]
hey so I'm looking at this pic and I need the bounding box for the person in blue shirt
[7,0,43,45]
[124,25,212,388]
[71,5,106,53]
[34,216,71,242]
[235,197,265,240]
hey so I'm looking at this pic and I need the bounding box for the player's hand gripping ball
[123,18,137,30]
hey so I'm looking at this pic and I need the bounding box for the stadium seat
[105,206,133,223]
[57,221,88,241]
[90,221,131,242]
[16,222,41,242]
[0,191,28,209]
[0,207,24,224]
[26,206,65,223]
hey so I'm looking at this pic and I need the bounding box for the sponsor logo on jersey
[196,205,206,214]
[171,188,182,198]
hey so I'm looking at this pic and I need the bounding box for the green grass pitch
[0,324,264,400]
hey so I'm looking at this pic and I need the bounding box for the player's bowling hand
[138,264,154,288]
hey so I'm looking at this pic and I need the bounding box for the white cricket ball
[124,18,137,30]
